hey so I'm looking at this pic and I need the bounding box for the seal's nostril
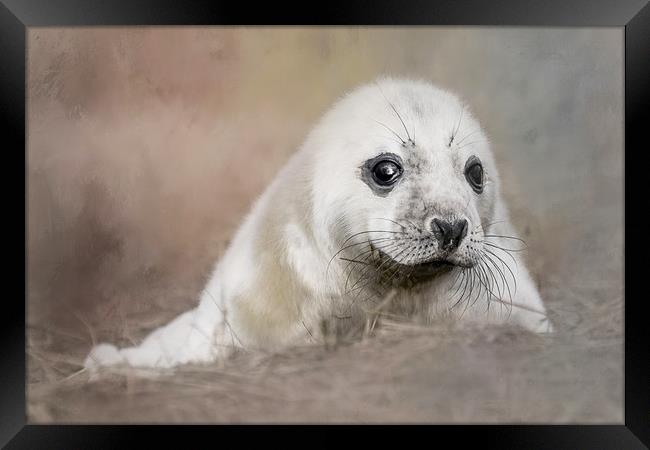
[431,218,444,237]
[456,219,468,241]
[431,218,468,251]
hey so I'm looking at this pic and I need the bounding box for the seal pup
[85,77,553,370]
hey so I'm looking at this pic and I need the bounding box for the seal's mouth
[374,248,457,282]
[392,257,455,275]
[414,259,456,270]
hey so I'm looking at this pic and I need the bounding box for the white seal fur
[85,77,553,370]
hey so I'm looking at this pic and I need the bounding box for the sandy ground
[26,28,623,423]
[27,272,623,423]
[28,323,623,424]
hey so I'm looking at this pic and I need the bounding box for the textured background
[27,27,623,423]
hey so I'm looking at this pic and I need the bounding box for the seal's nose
[431,218,468,251]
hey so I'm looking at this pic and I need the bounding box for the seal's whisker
[448,104,464,147]
[345,253,404,312]
[484,250,512,296]
[327,236,396,275]
[329,236,395,264]
[458,267,480,318]
[376,253,415,297]
[483,235,528,252]
[481,255,505,302]
[403,240,435,283]
[387,243,421,280]
[454,127,481,147]
[373,119,406,145]
[466,268,479,311]
[473,261,493,307]
[485,258,507,316]
[467,268,480,311]
[481,251,513,304]
[472,261,490,306]
[487,298,549,317]
[375,82,414,144]
[455,139,488,151]
[343,241,402,293]
[462,248,483,309]
[482,245,515,277]
[339,257,372,266]
[457,270,473,311]
[482,234,527,243]
[482,219,508,230]
[404,218,425,233]
[483,243,519,266]
[339,242,385,288]
[371,133,404,146]
[349,240,401,272]
[350,240,417,299]
[456,271,470,309]
[469,263,488,308]
[479,259,501,301]
[476,260,503,313]
[345,241,407,294]
[468,253,488,311]
[450,257,473,311]
[483,241,527,252]
[336,234,406,282]
[339,229,407,248]
[449,267,467,300]
[483,248,518,295]
[366,242,414,286]
[450,268,471,310]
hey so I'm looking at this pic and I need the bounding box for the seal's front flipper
[84,343,126,369]
[84,308,217,370]
[84,287,234,371]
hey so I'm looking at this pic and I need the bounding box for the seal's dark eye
[464,157,484,193]
[372,160,402,185]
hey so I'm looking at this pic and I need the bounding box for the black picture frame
[3,0,648,447]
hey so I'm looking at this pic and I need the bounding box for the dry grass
[27,271,623,423]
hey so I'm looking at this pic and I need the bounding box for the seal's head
[308,78,500,288]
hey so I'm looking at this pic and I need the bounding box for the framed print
[3,0,649,447]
